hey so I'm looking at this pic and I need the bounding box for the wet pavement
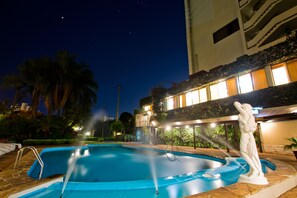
[0,144,296,198]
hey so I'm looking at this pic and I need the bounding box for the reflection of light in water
[100,154,116,158]
[166,183,179,198]
[202,173,221,179]
[184,180,203,195]
[79,165,88,176]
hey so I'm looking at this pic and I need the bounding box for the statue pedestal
[238,174,268,185]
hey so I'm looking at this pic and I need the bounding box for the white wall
[187,0,244,73]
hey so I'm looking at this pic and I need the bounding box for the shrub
[103,137,115,141]
[23,139,77,145]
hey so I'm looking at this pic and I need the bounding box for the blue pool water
[22,144,275,198]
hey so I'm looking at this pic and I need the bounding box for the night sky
[0,0,188,118]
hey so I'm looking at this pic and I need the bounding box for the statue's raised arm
[234,101,247,115]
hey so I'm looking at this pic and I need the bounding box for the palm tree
[2,74,27,111]
[18,57,53,117]
[63,64,98,127]
[2,51,98,120]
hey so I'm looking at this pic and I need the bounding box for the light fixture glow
[230,115,238,120]
[210,123,216,128]
[165,126,171,131]
[144,105,150,111]
[167,97,174,110]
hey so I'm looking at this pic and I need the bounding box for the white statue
[234,101,268,185]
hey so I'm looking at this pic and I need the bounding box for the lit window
[167,97,174,110]
[238,73,253,93]
[186,92,192,106]
[143,105,150,111]
[210,84,219,100]
[210,81,228,100]
[199,88,207,103]
[192,90,199,104]
[179,95,183,107]
[272,65,289,85]
[218,81,228,98]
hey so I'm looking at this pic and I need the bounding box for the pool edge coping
[5,144,297,198]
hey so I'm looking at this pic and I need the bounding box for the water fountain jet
[148,151,159,195]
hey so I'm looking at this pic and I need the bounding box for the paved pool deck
[0,143,296,198]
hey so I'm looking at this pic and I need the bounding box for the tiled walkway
[0,144,296,198]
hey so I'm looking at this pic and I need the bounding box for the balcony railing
[247,6,297,49]
[244,0,281,32]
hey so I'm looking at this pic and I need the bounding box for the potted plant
[284,137,297,159]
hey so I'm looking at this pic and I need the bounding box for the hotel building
[136,0,297,153]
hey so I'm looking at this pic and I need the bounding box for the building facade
[185,0,297,75]
[136,0,297,153]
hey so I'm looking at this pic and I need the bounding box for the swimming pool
[18,144,275,198]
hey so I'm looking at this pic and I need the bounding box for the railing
[244,0,281,32]
[14,146,44,180]
[247,7,297,49]
[239,0,250,8]
[165,144,176,161]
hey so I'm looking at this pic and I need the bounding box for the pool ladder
[165,145,176,161]
[14,146,44,180]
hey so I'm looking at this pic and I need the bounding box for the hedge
[23,139,77,145]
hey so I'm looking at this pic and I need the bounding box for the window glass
[186,92,192,106]
[179,95,183,107]
[199,88,207,103]
[210,84,219,100]
[272,65,289,85]
[167,97,174,110]
[192,90,199,104]
[238,73,253,93]
[218,81,228,98]
[210,81,228,100]
[213,19,240,44]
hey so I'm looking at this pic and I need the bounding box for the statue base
[238,174,269,185]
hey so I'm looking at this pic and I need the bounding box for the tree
[110,120,123,133]
[51,51,98,117]
[1,50,98,140]
[2,74,27,111]
[3,51,98,119]
[0,100,10,114]
[17,57,53,117]
[119,112,134,134]
[151,86,167,123]
[110,120,123,141]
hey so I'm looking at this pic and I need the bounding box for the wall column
[224,123,230,153]
[193,125,196,149]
